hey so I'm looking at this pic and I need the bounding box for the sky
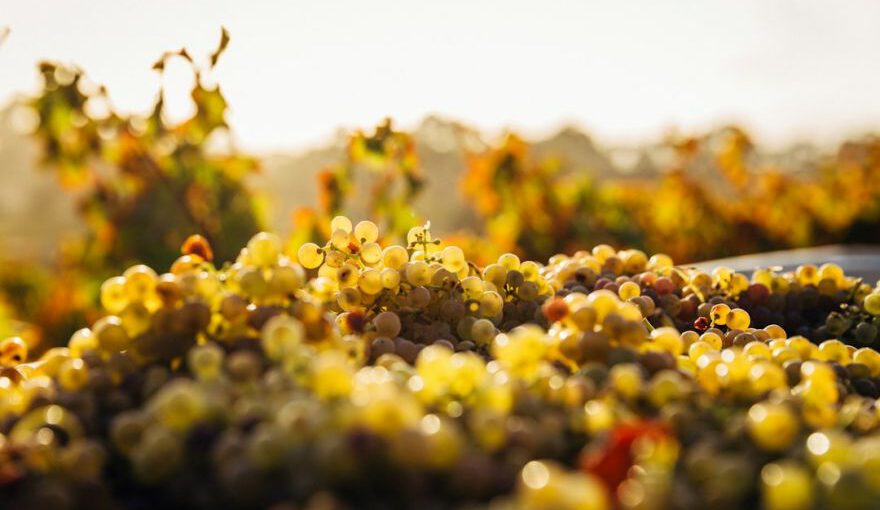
[1,0,879,152]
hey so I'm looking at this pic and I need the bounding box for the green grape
[482,263,507,289]
[187,343,225,381]
[407,286,431,309]
[330,229,351,251]
[330,215,353,233]
[120,302,151,337]
[336,262,360,288]
[123,264,158,302]
[358,269,383,295]
[517,281,539,301]
[609,363,642,399]
[727,308,751,330]
[268,263,305,296]
[380,267,401,289]
[478,291,503,318]
[761,462,813,510]
[219,292,247,321]
[337,287,362,311]
[854,321,878,345]
[57,358,89,391]
[354,220,379,243]
[155,273,183,307]
[648,253,673,269]
[324,249,346,268]
[796,264,819,286]
[110,411,147,454]
[618,281,641,300]
[405,261,432,286]
[0,336,27,366]
[497,253,520,271]
[261,315,304,361]
[711,303,731,325]
[519,260,541,281]
[748,402,799,451]
[382,245,409,270]
[297,242,324,269]
[67,328,97,357]
[441,246,466,273]
[865,293,880,316]
[360,242,383,265]
[100,276,129,314]
[131,426,183,483]
[470,319,496,346]
[237,267,268,299]
[93,316,130,352]
[247,232,282,267]
[373,311,402,338]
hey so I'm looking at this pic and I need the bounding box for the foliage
[2,29,264,351]
[288,118,424,256]
[458,127,880,263]
[31,28,262,270]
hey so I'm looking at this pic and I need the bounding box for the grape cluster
[0,218,879,509]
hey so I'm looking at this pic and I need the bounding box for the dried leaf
[210,27,230,67]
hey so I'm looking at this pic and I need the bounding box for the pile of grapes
[2,217,880,510]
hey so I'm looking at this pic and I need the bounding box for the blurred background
[1,0,879,348]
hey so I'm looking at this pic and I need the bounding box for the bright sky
[2,0,879,152]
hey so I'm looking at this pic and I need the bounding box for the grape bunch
[0,217,879,509]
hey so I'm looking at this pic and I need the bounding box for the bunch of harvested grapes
[1,217,880,510]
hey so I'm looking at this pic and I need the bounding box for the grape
[865,293,880,316]
[796,264,819,286]
[761,462,813,510]
[261,315,304,361]
[441,245,466,273]
[854,322,877,345]
[297,242,323,269]
[237,267,268,298]
[726,308,751,330]
[93,316,130,352]
[648,253,673,269]
[354,220,379,243]
[330,229,351,251]
[618,281,640,300]
[247,232,282,267]
[405,261,432,286]
[100,276,129,314]
[268,263,305,296]
[407,286,431,309]
[337,287,362,311]
[123,264,158,302]
[380,267,401,289]
[358,269,383,295]
[653,276,674,295]
[187,343,224,381]
[373,311,402,338]
[711,303,731,325]
[57,358,89,391]
[748,402,799,451]
[9,215,880,510]
[497,252,520,270]
[360,242,383,265]
[67,328,97,357]
[330,215,353,233]
[382,245,409,270]
[0,336,28,366]
[470,319,496,346]
[478,291,503,317]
